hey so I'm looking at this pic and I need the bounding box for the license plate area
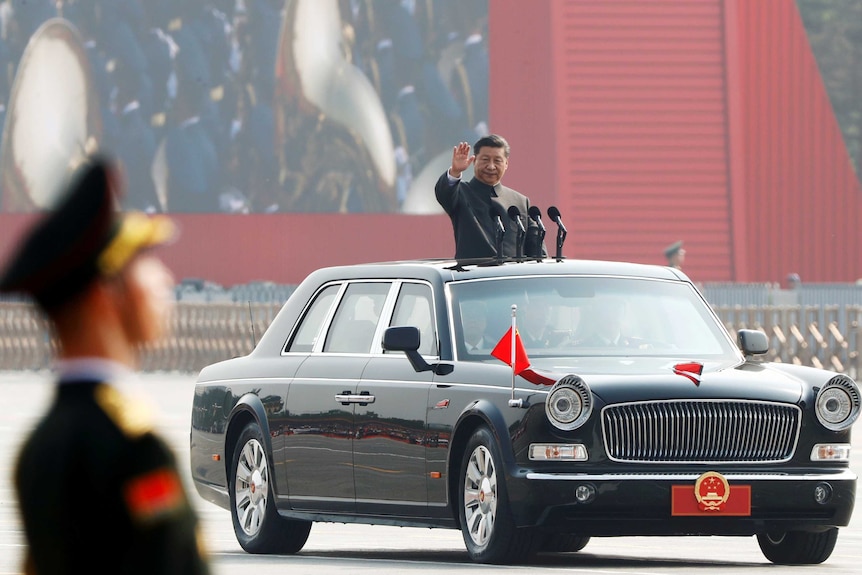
[671,472,751,516]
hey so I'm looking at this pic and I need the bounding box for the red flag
[491,327,531,375]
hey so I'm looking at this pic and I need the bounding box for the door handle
[333,394,376,404]
[357,390,374,406]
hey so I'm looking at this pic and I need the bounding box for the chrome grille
[602,400,801,463]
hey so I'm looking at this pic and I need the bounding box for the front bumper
[512,469,857,536]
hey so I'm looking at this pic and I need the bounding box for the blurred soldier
[787,272,802,290]
[0,158,210,575]
[450,31,488,134]
[64,0,122,156]
[159,33,218,212]
[380,2,423,84]
[113,33,161,212]
[436,134,546,259]
[664,240,685,270]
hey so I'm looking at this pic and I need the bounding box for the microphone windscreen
[528,206,542,220]
[507,205,521,220]
[547,206,561,221]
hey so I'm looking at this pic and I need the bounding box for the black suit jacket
[435,173,546,259]
[15,381,209,575]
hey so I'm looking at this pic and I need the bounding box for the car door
[283,281,391,513]
[354,281,436,517]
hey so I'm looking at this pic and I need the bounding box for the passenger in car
[461,300,491,353]
[520,296,554,349]
[571,297,633,347]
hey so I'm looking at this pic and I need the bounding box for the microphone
[490,204,506,233]
[547,206,567,233]
[507,205,526,233]
[528,205,547,260]
[507,205,527,260]
[547,206,568,260]
[528,205,545,232]
[489,204,506,262]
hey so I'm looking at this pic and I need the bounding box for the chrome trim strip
[526,470,858,481]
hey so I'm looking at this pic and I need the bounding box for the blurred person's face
[462,306,487,345]
[114,255,176,345]
[594,300,625,342]
[473,146,508,186]
[523,301,549,335]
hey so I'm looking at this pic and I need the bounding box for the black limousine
[190,258,858,564]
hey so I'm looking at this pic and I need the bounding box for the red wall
[491,0,737,281]
[729,0,862,283]
[553,0,734,281]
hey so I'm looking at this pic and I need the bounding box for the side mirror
[383,325,421,352]
[738,329,768,357]
[383,326,452,376]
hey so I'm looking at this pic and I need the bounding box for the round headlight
[815,376,861,431]
[546,375,592,431]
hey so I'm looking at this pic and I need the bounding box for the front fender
[449,398,551,528]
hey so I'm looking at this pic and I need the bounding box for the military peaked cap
[663,240,684,259]
[0,158,175,310]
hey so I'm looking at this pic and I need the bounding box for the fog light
[813,482,833,504]
[529,443,588,461]
[810,444,851,461]
[575,483,596,504]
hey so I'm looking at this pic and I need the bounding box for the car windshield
[449,276,739,362]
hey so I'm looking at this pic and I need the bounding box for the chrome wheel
[463,444,498,547]
[234,437,269,537]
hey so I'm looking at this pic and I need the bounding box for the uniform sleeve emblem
[124,468,184,523]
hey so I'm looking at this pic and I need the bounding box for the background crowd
[0,0,488,213]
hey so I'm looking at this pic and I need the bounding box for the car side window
[286,284,340,352]
[324,282,391,353]
[390,283,437,356]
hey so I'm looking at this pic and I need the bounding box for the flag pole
[508,304,523,408]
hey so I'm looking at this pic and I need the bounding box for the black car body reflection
[190,259,858,564]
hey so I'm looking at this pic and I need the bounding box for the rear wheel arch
[228,420,311,554]
[225,396,273,488]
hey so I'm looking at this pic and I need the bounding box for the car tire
[756,528,838,564]
[540,533,590,553]
[229,422,312,554]
[458,426,538,564]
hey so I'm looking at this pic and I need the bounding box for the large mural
[0,0,488,214]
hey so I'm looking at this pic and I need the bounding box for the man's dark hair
[473,134,510,158]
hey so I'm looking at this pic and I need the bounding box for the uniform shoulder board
[94,383,154,439]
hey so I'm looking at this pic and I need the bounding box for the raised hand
[449,142,475,178]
